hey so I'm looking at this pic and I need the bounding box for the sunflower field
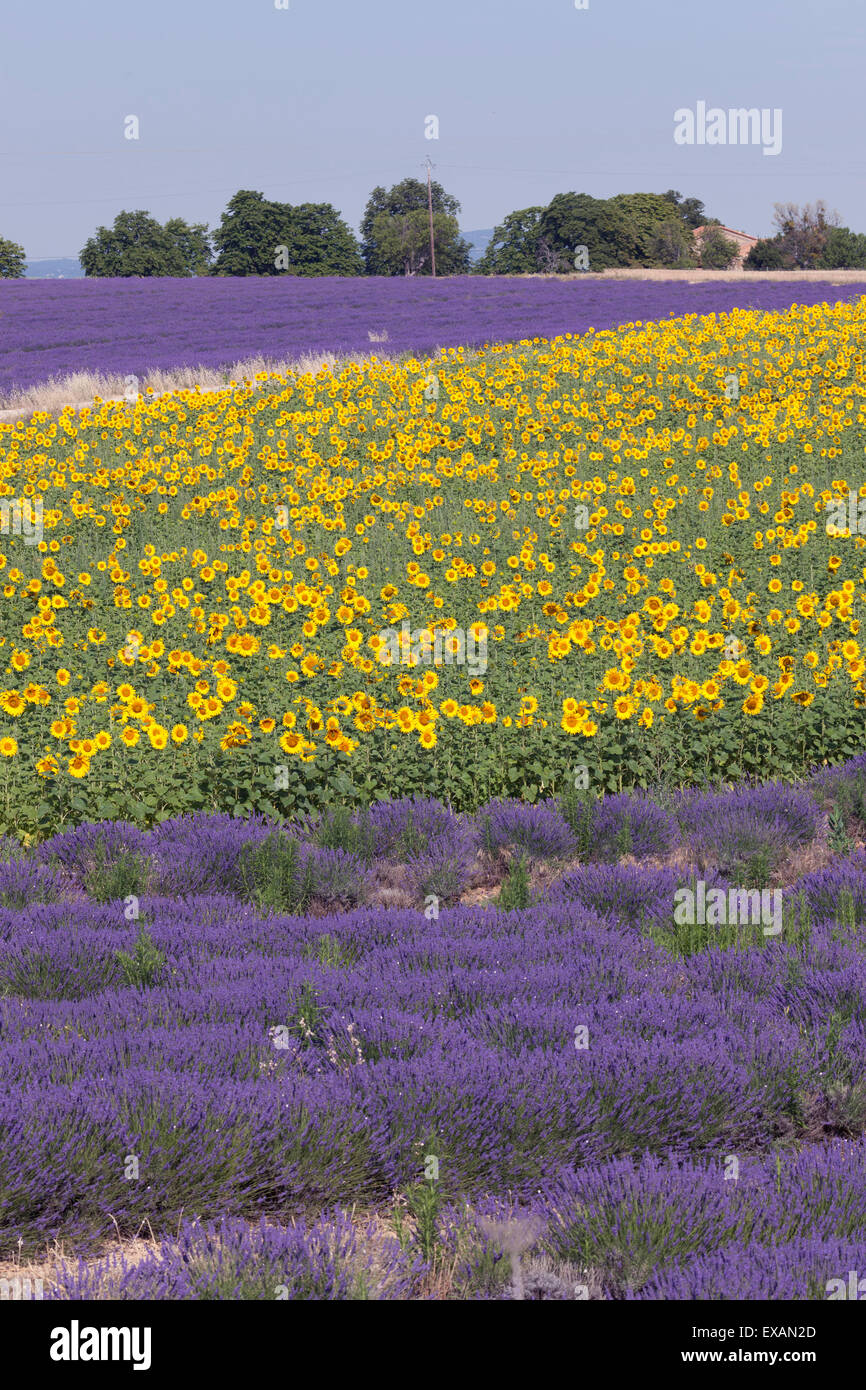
[1,296,865,834]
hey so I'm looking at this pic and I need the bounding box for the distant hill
[25,258,84,279]
[464,229,493,263]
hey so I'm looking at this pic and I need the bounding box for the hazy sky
[2,0,863,258]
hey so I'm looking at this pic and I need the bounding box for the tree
[536,192,631,272]
[662,190,712,230]
[211,190,362,276]
[609,192,692,265]
[0,236,26,278]
[819,225,866,269]
[476,207,545,274]
[368,209,466,276]
[649,220,696,268]
[277,203,363,277]
[772,200,839,269]
[80,210,189,276]
[697,226,741,269]
[164,218,213,275]
[744,237,786,270]
[211,190,292,276]
[360,178,471,275]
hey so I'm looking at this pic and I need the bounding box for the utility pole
[423,156,437,278]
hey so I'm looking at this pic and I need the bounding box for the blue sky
[2,0,863,258]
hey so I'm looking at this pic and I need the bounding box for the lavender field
[3,275,866,400]
[4,758,866,1300]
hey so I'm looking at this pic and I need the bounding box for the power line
[0,166,416,211]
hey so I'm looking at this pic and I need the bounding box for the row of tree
[477,190,739,272]
[745,201,866,270]
[3,183,866,277]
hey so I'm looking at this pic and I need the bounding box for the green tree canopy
[0,236,26,278]
[478,189,721,274]
[80,210,190,277]
[276,203,364,277]
[661,190,711,230]
[744,237,786,270]
[210,191,285,275]
[361,178,471,275]
[743,202,846,270]
[649,220,696,268]
[819,225,866,269]
[698,226,741,269]
[536,193,630,272]
[608,192,691,265]
[163,218,213,275]
[211,190,362,276]
[476,207,546,275]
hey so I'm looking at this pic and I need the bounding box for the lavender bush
[1,760,865,1298]
[476,799,575,862]
[50,1213,423,1301]
[587,793,678,863]
[675,784,820,879]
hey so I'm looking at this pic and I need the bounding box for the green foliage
[286,980,325,1047]
[360,179,471,276]
[163,218,213,275]
[746,201,851,271]
[114,925,166,990]
[395,805,428,860]
[305,933,359,969]
[819,226,866,269]
[476,207,546,275]
[238,833,314,913]
[828,772,866,837]
[830,889,865,944]
[525,189,714,273]
[0,236,26,279]
[314,805,374,861]
[498,854,532,911]
[537,192,629,272]
[608,192,692,266]
[559,785,596,859]
[615,812,634,858]
[210,190,362,277]
[652,890,811,961]
[80,211,208,277]
[648,221,695,268]
[661,190,709,230]
[400,1177,442,1265]
[744,237,786,270]
[84,841,152,903]
[828,806,854,855]
[772,200,837,269]
[728,844,774,890]
[698,226,741,269]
